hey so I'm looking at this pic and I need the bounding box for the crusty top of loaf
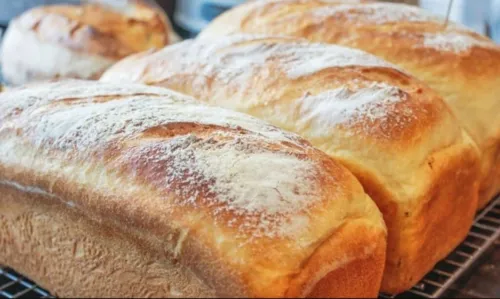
[12,1,170,59]
[199,0,500,143]
[201,0,497,54]
[102,34,455,148]
[199,0,500,88]
[0,80,385,297]
[101,34,473,204]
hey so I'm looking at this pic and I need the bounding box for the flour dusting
[0,81,323,239]
[124,133,319,238]
[0,80,176,121]
[423,32,495,53]
[311,3,440,24]
[102,34,399,87]
[23,89,300,151]
[293,82,412,137]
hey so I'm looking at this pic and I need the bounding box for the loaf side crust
[0,185,216,298]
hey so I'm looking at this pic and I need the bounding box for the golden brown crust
[287,222,387,298]
[200,0,500,209]
[102,37,450,149]
[0,80,386,298]
[101,35,481,294]
[0,1,173,85]
[343,133,479,293]
[16,3,170,59]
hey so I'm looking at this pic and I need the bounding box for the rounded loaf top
[200,0,499,56]
[101,34,458,151]
[14,1,171,59]
[0,1,173,85]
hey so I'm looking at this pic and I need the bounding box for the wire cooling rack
[1,195,499,299]
[381,195,500,299]
[0,268,52,299]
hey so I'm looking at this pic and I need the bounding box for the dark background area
[157,0,176,22]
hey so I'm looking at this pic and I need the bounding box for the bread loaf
[199,0,500,209]
[101,35,481,294]
[0,80,387,298]
[0,1,173,85]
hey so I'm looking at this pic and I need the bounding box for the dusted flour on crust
[0,80,331,240]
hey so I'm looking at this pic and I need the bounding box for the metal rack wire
[380,195,500,299]
[0,268,52,299]
[1,195,499,299]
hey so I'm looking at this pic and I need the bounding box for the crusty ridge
[200,0,495,50]
[0,80,386,297]
[101,35,456,154]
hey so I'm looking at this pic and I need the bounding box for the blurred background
[1,0,500,42]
